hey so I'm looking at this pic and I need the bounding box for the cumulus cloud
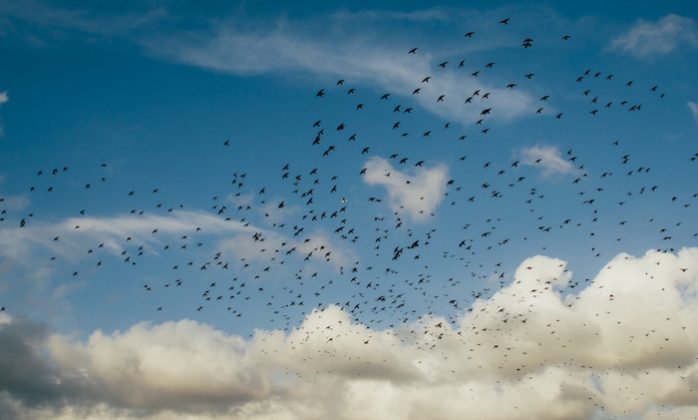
[609,14,698,58]
[688,101,698,124]
[0,247,697,419]
[362,156,448,221]
[518,145,576,177]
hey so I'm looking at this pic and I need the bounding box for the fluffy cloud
[362,156,448,221]
[609,14,698,58]
[1,247,697,419]
[518,145,576,177]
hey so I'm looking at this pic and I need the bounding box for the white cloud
[0,210,250,262]
[1,247,698,419]
[0,209,351,274]
[147,22,535,126]
[688,101,698,124]
[518,145,576,177]
[609,14,698,58]
[362,156,448,221]
[218,229,352,269]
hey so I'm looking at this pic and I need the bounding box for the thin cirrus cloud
[362,156,449,221]
[0,247,697,419]
[0,0,165,37]
[146,22,536,126]
[608,14,698,58]
[517,145,577,177]
[0,210,350,269]
[0,90,7,138]
[688,101,698,124]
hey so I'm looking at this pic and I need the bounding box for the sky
[0,1,697,419]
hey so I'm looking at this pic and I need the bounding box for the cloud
[0,209,351,280]
[218,229,352,269]
[0,91,7,138]
[688,101,698,124]
[518,145,576,177]
[331,8,452,23]
[609,14,698,58]
[0,210,248,263]
[0,247,697,419]
[0,194,31,211]
[362,156,448,221]
[147,20,536,126]
[0,0,165,38]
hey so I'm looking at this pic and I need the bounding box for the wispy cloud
[688,101,698,124]
[0,209,350,272]
[608,14,698,58]
[0,90,6,138]
[2,4,557,126]
[146,20,536,126]
[362,156,448,221]
[0,194,30,211]
[0,0,166,37]
[518,145,576,177]
[331,8,453,23]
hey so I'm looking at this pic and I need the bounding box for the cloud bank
[1,247,697,419]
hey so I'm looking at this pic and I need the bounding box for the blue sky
[1,1,698,419]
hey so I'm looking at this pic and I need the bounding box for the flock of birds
[1,15,697,405]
